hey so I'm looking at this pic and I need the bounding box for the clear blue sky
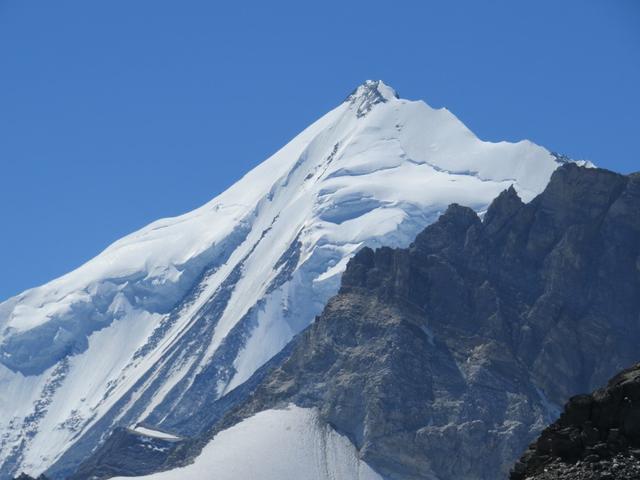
[1,0,638,300]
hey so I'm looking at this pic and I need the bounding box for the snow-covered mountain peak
[0,80,570,479]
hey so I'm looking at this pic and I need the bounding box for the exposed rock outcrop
[511,363,640,479]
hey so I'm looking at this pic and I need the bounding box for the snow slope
[113,406,383,480]
[0,80,566,478]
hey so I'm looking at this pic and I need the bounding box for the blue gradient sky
[1,0,639,300]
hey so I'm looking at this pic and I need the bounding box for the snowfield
[114,406,383,480]
[0,80,567,478]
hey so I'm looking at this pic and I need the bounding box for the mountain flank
[75,163,640,480]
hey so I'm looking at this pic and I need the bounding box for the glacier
[0,80,565,478]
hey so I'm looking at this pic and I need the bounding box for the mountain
[0,80,566,479]
[511,363,640,480]
[79,164,640,480]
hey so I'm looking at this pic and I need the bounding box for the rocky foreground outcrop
[74,164,640,480]
[511,363,640,479]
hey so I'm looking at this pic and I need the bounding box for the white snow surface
[114,406,383,480]
[0,80,565,477]
[130,426,182,442]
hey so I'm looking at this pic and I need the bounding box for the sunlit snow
[114,406,382,480]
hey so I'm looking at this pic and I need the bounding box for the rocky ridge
[227,164,640,480]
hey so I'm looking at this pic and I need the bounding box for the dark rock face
[75,164,640,480]
[511,363,640,480]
